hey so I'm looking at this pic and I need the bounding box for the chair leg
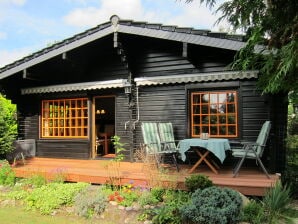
[233,156,246,177]
[172,153,179,172]
[256,157,270,179]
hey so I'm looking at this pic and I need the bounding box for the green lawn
[0,206,93,224]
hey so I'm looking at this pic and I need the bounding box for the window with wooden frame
[41,98,88,138]
[191,91,238,138]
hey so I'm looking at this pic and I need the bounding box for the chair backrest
[158,122,177,150]
[141,122,161,153]
[255,121,271,157]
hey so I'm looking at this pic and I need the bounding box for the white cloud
[64,0,144,28]
[63,0,226,31]
[0,48,32,68]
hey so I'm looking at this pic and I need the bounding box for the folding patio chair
[232,121,271,178]
[158,122,179,171]
[141,122,179,171]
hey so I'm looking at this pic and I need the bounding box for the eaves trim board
[21,79,126,95]
[134,70,258,86]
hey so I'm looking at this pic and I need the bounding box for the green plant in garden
[263,180,297,224]
[21,174,47,188]
[74,185,107,218]
[150,187,166,202]
[103,135,126,189]
[0,94,17,156]
[111,135,126,162]
[180,186,242,224]
[138,190,160,207]
[25,182,88,214]
[184,174,213,192]
[241,199,266,224]
[0,160,16,186]
[151,190,189,224]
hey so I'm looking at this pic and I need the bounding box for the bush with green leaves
[184,174,213,192]
[0,160,16,186]
[74,185,107,218]
[138,190,160,207]
[150,190,189,224]
[241,199,266,224]
[25,182,88,214]
[180,186,242,224]
[150,187,166,202]
[0,94,17,156]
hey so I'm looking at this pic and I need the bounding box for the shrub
[151,190,189,224]
[180,186,242,224]
[74,185,107,218]
[150,187,165,202]
[0,95,17,156]
[25,182,88,214]
[185,174,213,192]
[0,160,16,186]
[138,191,160,207]
[241,199,266,224]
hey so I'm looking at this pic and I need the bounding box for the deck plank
[12,157,279,196]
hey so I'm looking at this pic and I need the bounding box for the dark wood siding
[134,85,187,149]
[17,96,40,140]
[36,140,89,159]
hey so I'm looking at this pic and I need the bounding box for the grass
[0,202,143,224]
[0,206,93,224]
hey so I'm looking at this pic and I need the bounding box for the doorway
[93,96,115,158]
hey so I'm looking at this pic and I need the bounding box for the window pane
[190,90,238,137]
[41,98,88,138]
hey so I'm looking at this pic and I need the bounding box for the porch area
[12,157,279,196]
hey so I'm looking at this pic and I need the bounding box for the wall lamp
[123,81,132,95]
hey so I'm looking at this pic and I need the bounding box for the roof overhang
[21,79,126,95]
[134,70,258,86]
[0,16,254,81]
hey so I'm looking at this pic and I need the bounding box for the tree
[186,0,298,101]
[0,94,17,156]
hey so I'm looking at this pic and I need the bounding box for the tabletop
[178,138,231,163]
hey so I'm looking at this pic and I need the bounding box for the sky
[0,0,227,68]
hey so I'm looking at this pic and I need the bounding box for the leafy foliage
[74,185,107,218]
[263,180,297,223]
[180,186,242,224]
[25,182,88,214]
[151,190,189,224]
[0,160,16,186]
[185,174,213,192]
[186,0,298,99]
[0,94,17,156]
[111,135,126,162]
[241,199,266,224]
[20,174,47,188]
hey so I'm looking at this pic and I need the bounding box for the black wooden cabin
[0,15,287,173]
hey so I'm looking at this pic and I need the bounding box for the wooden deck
[12,157,279,196]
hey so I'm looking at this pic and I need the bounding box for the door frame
[91,95,116,158]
